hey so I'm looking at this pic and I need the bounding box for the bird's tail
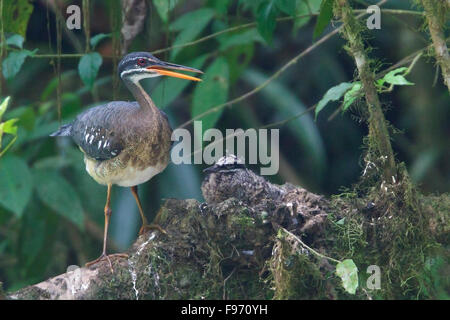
[50,123,73,137]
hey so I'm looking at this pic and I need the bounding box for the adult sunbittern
[50,52,202,268]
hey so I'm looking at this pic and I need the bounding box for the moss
[326,162,447,299]
[269,236,331,299]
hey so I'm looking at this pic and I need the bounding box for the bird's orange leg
[130,186,166,236]
[86,183,127,272]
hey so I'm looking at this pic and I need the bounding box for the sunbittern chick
[50,52,202,269]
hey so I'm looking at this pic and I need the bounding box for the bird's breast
[84,155,168,187]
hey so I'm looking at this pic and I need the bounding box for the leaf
[342,82,362,111]
[336,259,359,294]
[90,33,111,49]
[257,0,278,43]
[192,57,230,145]
[1,0,34,37]
[169,8,215,59]
[276,0,296,15]
[294,0,322,31]
[150,55,208,109]
[219,28,265,51]
[78,52,103,90]
[1,119,19,135]
[33,169,84,229]
[381,67,414,86]
[6,34,24,49]
[2,49,37,80]
[315,82,354,119]
[226,43,255,84]
[313,0,333,39]
[0,97,11,121]
[153,0,179,23]
[0,155,33,217]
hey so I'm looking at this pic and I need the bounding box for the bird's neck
[123,78,158,115]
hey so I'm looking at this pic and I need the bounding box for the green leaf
[151,55,208,109]
[225,43,255,84]
[0,97,11,121]
[381,67,414,86]
[6,34,25,49]
[0,155,33,217]
[257,0,278,43]
[219,28,265,51]
[294,0,322,31]
[2,49,37,80]
[90,33,111,49]
[1,119,19,135]
[315,82,354,119]
[153,0,179,23]
[1,0,34,37]
[276,0,296,15]
[342,82,362,111]
[313,0,333,39]
[169,8,215,59]
[78,52,103,90]
[192,57,230,145]
[336,259,359,294]
[33,169,84,229]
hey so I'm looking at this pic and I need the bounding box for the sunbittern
[50,52,202,269]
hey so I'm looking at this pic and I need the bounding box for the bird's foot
[85,253,128,273]
[139,223,167,236]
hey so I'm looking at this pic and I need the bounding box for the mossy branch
[421,0,450,92]
[334,0,397,183]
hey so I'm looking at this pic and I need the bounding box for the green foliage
[336,259,359,294]
[0,97,19,158]
[192,57,230,144]
[78,52,103,90]
[151,55,209,109]
[33,170,85,229]
[1,0,34,37]
[276,0,296,16]
[342,82,362,111]
[169,8,216,59]
[315,82,354,119]
[257,0,278,43]
[153,0,180,23]
[313,0,333,39]
[377,67,415,87]
[294,0,322,31]
[90,33,111,50]
[5,34,24,49]
[0,155,32,217]
[2,49,38,80]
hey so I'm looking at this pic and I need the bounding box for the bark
[421,0,450,92]
[335,0,397,183]
[6,157,329,300]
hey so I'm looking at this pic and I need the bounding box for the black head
[117,52,203,82]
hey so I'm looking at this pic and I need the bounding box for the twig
[278,226,341,264]
[178,1,386,129]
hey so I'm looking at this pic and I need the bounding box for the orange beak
[147,63,203,81]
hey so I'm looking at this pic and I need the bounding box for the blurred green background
[0,0,448,292]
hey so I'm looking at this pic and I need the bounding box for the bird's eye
[137,58,146,66]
